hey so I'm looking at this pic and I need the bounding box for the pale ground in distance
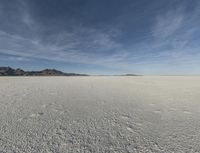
[0,76,200,153]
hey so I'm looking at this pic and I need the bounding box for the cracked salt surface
[0,76,200,152]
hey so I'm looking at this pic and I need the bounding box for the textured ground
[0,76,200,153]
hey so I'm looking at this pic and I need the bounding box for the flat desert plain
[0,76,200,153]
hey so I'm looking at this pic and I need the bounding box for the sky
[0,0,200,75]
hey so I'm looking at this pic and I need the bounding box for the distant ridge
[0,67,88,76]
[121,74,142,76]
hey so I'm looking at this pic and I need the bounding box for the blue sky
[0,0,200,75]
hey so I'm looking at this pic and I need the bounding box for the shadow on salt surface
[120,114,131,120]
[30,112,44,118]
[183,110,192,115]
[41,102,68,114]
[169,107,177,111]
[153,110,162,114]
[17,113,44,122]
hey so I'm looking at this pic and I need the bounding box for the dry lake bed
[0,76,200,153]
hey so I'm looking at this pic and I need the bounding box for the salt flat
[0,76,200,153]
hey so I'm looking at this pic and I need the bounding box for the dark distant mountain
[122,74,142,76]
[0,67,15,76]
[0,67,88,76]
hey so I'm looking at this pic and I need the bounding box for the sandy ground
[0,76,200,153]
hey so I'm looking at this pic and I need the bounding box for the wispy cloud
[0,27,127,66]
[152,9,184,39]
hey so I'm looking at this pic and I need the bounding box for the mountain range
[0,67,88,76]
